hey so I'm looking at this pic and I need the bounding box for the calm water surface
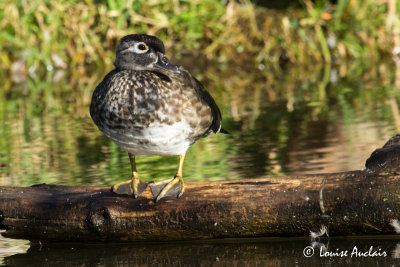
[1,59,400,265]
[2,236,400,266]
[1,63,398,186]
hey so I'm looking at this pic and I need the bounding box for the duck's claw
[112,179,150,198]
[150,176,184,202]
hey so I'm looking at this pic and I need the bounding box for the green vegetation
[1,0,400,186]
[1,0,398,113]
[0,0,399,74]
[0,0,225,74]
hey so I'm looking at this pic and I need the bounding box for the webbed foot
[112,178,150,198]
[150,176,185,202]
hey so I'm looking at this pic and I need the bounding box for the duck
[90,34,227,202]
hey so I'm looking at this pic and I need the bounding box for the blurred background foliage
[1,0,399,78]
[1,0,400,186]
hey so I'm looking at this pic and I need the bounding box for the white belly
[101,121,192,156]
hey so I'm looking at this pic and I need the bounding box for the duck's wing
[191,76,227,134]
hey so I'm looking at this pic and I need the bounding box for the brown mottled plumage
[90,34,226,201]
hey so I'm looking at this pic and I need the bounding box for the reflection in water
[0,236,29,264]
[1,61,399,187]
[3,237,400,266]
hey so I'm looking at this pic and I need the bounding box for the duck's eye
[138,44,147,50]
[135,42,148,53]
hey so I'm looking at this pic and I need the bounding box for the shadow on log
[1,135,400,242]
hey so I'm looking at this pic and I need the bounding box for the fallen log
[1,135,400,242]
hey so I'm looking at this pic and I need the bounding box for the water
[1,62,398,186]
[1,59,400,265]
[2,236,400,266]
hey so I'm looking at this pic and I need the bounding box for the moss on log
[1,135,400,242]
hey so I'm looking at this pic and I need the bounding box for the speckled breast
[90,69,213,156]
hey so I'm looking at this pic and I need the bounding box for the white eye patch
[127,42,149,54]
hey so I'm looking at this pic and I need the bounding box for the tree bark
[2,135,400,243]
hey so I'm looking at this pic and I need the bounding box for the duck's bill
[155,55,180,73]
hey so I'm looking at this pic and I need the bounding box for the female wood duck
[90,34,227,201]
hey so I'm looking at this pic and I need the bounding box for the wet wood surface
[1,135,400,242]
[0,170,399,242]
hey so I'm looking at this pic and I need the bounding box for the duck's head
[114,34,180,73]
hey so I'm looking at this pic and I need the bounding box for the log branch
[1,135,400,242]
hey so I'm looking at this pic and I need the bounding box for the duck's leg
[112,153,150,198]
[150,153,186,202]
